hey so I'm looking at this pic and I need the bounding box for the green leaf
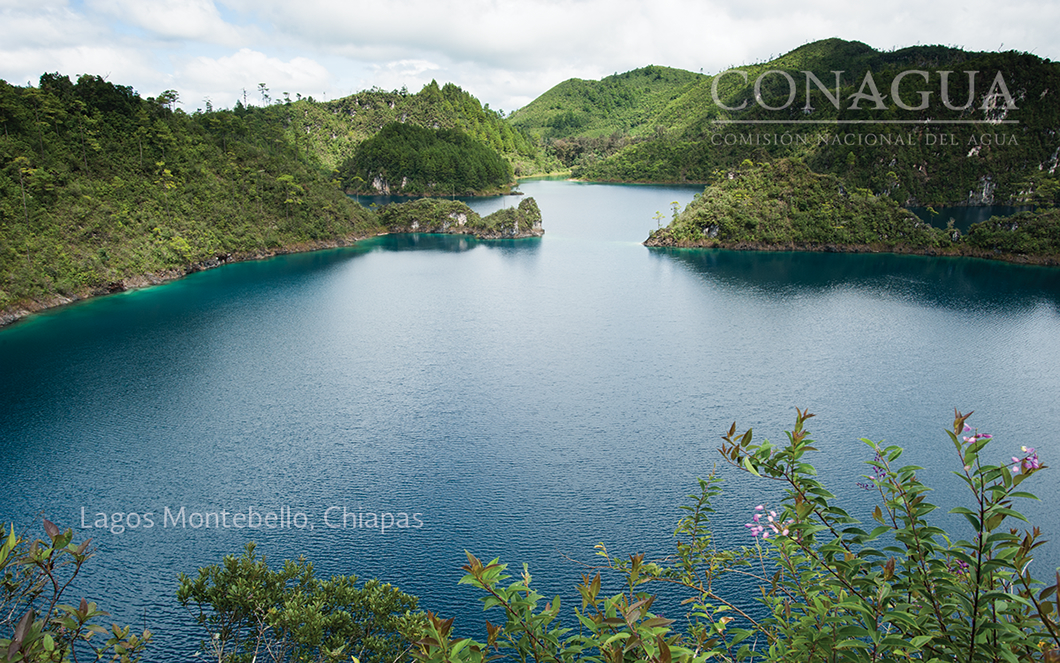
[741,456,760,477]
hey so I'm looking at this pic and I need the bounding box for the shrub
[0,520,151,662]
[412,410,1060,663]
[176,543,425,663]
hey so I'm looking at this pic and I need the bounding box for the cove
[908,204,1036,233]
[1,180,1059,659]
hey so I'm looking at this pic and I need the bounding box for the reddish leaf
[43,519,60,539]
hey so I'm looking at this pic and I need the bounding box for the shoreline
[642,237,1060,267]
[0,224,548,330]
[0,235,379,329]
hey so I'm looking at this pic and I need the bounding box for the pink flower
[746,505,796,540]
[1011,447,1040,474]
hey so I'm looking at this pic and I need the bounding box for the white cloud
[173,48,333,108]
[0,0,106,49]
[1,0,1058,113]
[86,0,249,44]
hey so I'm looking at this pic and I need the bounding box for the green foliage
[0,73,380,315]
[535,40,1060,205]
[176,543,425,663]
[0,520,151,662]
[261,81,544,176]
[509,66,706,141]
[338,123,513,196]
[965,208,1060,257]
[508,66,704,172]
[647,159,949,249]
[375,197,543,238]
[412,410,1060,663]
[645,158,1060,263]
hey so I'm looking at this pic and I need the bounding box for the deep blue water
[909,204,1036,232]
[2,180,1059,659]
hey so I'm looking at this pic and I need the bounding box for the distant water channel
[2,180,1059,659]
[908,204,1035,232]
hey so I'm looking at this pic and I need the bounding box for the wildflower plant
[411,410,1060,663]
[0,520,151,663]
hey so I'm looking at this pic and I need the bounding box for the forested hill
[276,80,546,177]
[508,65,705,140]
[521,39,1060,207]
[0,73,381,322]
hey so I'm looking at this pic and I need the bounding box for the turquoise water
[2,180,1059,658]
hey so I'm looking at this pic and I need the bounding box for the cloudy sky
[2,0,1057,113]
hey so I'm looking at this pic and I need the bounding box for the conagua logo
[710,70,1018,124]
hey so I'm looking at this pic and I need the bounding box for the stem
[1019,573,1060,648]
[967,470,987,663]
[893,478,950,644]
[473,579,559,663]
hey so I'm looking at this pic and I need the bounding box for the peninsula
[645,159,1060,266]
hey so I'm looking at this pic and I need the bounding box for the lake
[2,179,1059,659]
[908,204,1036,232]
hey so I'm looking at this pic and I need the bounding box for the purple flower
[963,430,992,445]
[963,424,973,433]
[1011,447,1041,474]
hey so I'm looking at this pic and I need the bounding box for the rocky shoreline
[375,197,544,240]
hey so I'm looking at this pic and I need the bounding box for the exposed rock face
[967,176,996,205]
[376,197,544,239]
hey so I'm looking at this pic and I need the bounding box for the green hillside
[0,74,382,320]
[523,39,1060,206]
[646,158,948,249]
[338,122,514,196]
[507,65,703,171]
[272,81,546,177]
[647,157,1060,265]
[509,65,705,140]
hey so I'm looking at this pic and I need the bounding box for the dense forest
[646,158,950,248]
[646,158,1060,265]
[338,122,514,196]
[0,73,381,321]
[268,80,549,177]
[0,74,548,325]
[518,40,1060,207]
[509,65,705,141]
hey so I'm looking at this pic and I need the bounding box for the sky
[1,0,1058,114]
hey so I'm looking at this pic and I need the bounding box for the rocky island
[375,197,544,239]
